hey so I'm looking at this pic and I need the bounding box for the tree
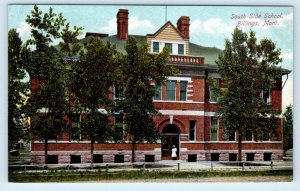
[283,105,293,151]
[215,28,282,161]
[121,37,176,162]
[72,38,119,163]
[25,5,82,164]
[8,29,29,150]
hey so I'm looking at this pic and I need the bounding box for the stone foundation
[31,149,283,164]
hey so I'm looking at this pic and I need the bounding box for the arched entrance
[161,124,180,160]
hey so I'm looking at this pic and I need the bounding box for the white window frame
[210,117,219,141]
[153,83,162,101]
[189,120,196,142]
[151,39,186,55]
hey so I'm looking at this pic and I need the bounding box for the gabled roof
[146,21,186,39]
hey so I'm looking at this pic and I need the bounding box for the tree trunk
[44,138,48,164]
[91,137,94,164]
[131,141,136,163]
[238,134,242,161]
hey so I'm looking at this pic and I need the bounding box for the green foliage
[216,28,281,137]
[23,5,83,163]
[121,37,176,144]
[283,105,293,151]
[215,28,282,160]
[72,38,120,144]
[8,29,29,149]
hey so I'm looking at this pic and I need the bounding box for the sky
[8,5,293,110]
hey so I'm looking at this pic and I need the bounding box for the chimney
[177,16,190,39]
[117,9,129,40]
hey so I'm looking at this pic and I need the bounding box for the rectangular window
[227,131,235,141]
[154,83,162,100]
[180,81,188,101]
[114,85,124,100]
[165,43,173,54]
[114,113,124,142]
[153,42,159,53]
[263,87,271,104]
[71,114,80,141]
[166,80,176,101]
[189,120,196,141]
[210,80,220,102]
[210,117,218,141]
[178,44,184,55]
[245,131,253,141]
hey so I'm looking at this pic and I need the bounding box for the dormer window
[178,44,184,55]
[153,42,159,53]
[165,43,173,54]
[151,41,185,55]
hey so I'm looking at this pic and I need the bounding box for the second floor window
[154,83,162,100]
[180,81,188,101]
[114,85,124,100]
[166,80,176,101]
[263,87,271,104]
[210,80,220,102]
[71,114,80,141]
[113,112,124,143]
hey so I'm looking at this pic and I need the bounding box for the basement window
[211,153,220,161]
[93,154,103,163]
[114,155,124,163]
[70,155,81,164]
[229,153,237,161]
[47,155,58,164]
[264,153,272,161]
[145,155,155,162]
[246,153,255,161]
[188,154,197,162]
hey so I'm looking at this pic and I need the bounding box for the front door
[161,134,179,160]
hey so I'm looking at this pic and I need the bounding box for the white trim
[158,110,204,116]
[153,83,162,101]
[167,76,192,82]
[204,111,217,117]
[153,100,204,104]
[210,117,219,141]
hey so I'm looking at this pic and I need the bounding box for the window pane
[153,42,159,53]
[165,43,172,54]
[154,83,162,100]
[178,44,184,55]
[210,117,218,141]
[227,131,235,141]
[71,114,80,141]
[115,85,124,100]
[263,87,270,104]
[210,80,219,102]
[166,80,176,101]
[189,121,196,141]
[114,113,123,142]
[180,81,187,101]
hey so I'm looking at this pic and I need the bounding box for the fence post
[143,163,146,171]
[177,163,180,171]
[242,162,245,171]
[271,161,273,170]
[106,164,109,172]
[24,166,26,175]
[211,161,213,171]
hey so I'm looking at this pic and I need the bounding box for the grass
[9,169,292,182]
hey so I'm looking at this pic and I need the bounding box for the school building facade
[30,9,289,164]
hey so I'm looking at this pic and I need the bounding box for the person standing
[171,145,177,160]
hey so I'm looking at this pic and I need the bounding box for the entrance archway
[161,124,180,160]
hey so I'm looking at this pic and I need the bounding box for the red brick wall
[271,78,282,112]
[31,143,160,151]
